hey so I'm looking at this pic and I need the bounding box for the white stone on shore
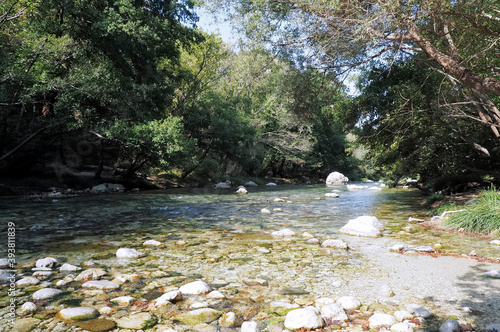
[391,322,415,332]
[490,240,500,246]
[59,263,81,271]
[271,229,296,237]
[306,238,320,244]
[154,290,183,306]
[284,306,324,330]
[303,232,314,238]
[347,184,366,190]
[483,270,500,278]
[325,193,339,198]
[36,257,59,268]
[57,307,99,321]
[215,181,231,189]
[394,310,413,322]
[369,313,396,328]
[406,304,433,318]
[0,258,9,268]
[320,303,348,321]
[116,248,145,258]
[82,280,120,290]
[266,182,277,186]
[75,268,107,281]
[16,277,40,287]
[111,296,135,306]
[241,321,258,332]
[190,301,209,309]
[179,280,211,295]
[270,301,300,309]
[220,312,238,327]
[321,239,348,250]
[439,319,460,332]
[32,288,62,300]
[339,215,384,237]
[99,306,113,315]
[245,181,258,187]
[19,302,37,315]
[337,296,361,310]
[261,208,271,214]
[143,239,162,247]
[315,297,336,308]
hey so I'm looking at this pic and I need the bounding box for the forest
[1,0,500,194]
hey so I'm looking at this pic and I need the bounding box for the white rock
[236,187,248,194]
[325,193,340,198]
[0,258,9,268]
[241,321,258,332]
[19,302,37,315]
[16,277,40,287]
[57,307,99,321]
[369,313,396,328]
[115,312,157,329]
[75,268,107,281]
[190,301,209,309]
[394,310,413,322]
[220,312,238,327]
[337,296,361,310]
[391,322,415,332]
[245,181,258,187]
[32,288,62,300]
[270,301,300,309]
[326,172,349,185]
[260,208,271,214]
[339,215,384,237]
[111,296,135,306]
[108,183,126,192]
[207,290,226,299]
[284,306,324,330]
[346,184,366,190]
[154,290,183,306]
[406,304,433,318]
[36,257,59,268]
[439,318,461,332]
[82,280,120,290]
[179,280,211,295]
[271,229,296,237]
[266,182,277,186]
[143,239,162,246]
[59,263,81,271]
[320,303,348,321]
[116,248,145,258]
[484,270,500,278]
[306,238,320,244]
[302,232,314,238]
[490,240,500,246]
[321,239,348,250]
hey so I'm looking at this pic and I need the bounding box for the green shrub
[444,187,500,234]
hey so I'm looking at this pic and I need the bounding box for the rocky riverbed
[2,222,500,332]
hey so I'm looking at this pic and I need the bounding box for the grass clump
[444,187,500,234]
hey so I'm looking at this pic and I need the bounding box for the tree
[204,0,500,140]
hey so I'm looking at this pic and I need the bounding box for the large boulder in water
[326,172,349,185]
[339,216,384,237]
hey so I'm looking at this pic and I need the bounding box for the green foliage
[444,188,500,235]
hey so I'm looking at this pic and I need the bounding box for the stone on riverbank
[179,280,211,295]
[16,277,40,287]
[143,239,162,246]
[219,311,239,327]
[174,308,223,325]
[241,321,258,332]
[439,318,460,332]
[325,193,339,198]
[369,313,396,328]
[110,296,135,306]
[483,270,500,278]
[116,248,145,258]
[326,172,349,185]
[91,183,125,193]
[60,263,82,271]
[75,268,107,281]
[82,280,120,291]
[394,310,413,322]
[391,322,415,332]
[18,302,37,315]
[337,296,361,310]
[320,303,348,322]
[284,306,324,330]
[406,304,433,318]
[339,216,384,237]
[32,288,62,300]
[154,290,183,306]
[271,229,296,237]
[486,324,500,332]
[115,312,157,329]
[57,307,99,321]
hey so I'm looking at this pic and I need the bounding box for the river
[1,182,499,331]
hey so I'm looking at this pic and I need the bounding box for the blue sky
[195,7,237,45]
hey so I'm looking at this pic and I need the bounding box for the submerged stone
[76,318,116,332]
[32,288,62,300]
[75,268,107,281]
[82,280,120,291]
[271,229,295,236]
[16,277,40,287]
[321,239,348,250]
[57,307,99,321]
[60,263,82,271]
[115,312,157,329]
[174,308,222,325]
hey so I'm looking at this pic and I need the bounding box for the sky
[195,7,238,45]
